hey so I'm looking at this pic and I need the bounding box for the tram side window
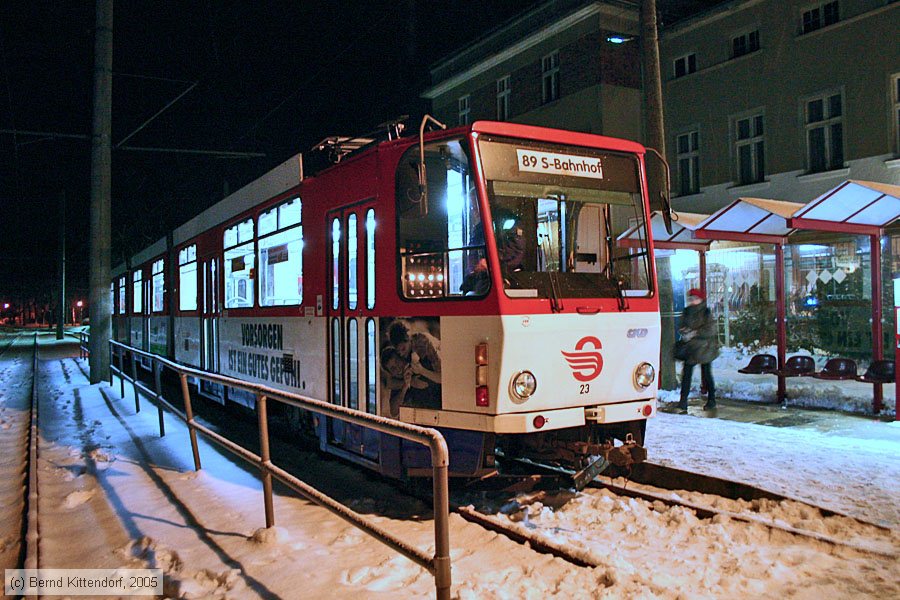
[109,282,115,315]
[132,271,143,314]
[225,218,255,308]
[178,245,198,311]
[396,137,488,299]
[152,258,165,313]
[258,199,303,307]
[118,276,126,314]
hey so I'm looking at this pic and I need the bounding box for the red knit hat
[688,288,705,300]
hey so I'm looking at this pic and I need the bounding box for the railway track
[449,458,897,569]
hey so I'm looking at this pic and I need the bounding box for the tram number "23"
[579,384,590,394]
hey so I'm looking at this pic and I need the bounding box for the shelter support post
[871,233,884,413]
[775,244,786,403]
[699,251,707,297]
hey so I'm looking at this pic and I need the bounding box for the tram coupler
[569,454,611,491]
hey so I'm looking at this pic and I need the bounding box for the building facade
[662,0,899,214]
[422,0,644,142]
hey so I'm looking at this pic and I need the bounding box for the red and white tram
[112,119,661,478]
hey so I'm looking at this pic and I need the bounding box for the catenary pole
[88,0,112,383]
[641,0,676,389]
[56,190,65,340]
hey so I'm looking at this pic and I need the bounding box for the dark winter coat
[678,301,720,365]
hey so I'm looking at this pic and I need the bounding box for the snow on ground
[0,332,29,572]
[5,334,899,599]
[692,345,897,418]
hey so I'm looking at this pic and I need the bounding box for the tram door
[199,257,224,401]
[327,203,379,461]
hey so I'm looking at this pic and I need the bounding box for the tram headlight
[510,371,537,400]
[633,362,656,390]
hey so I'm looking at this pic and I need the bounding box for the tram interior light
[502,219,516,230]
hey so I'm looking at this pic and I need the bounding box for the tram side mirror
[645,147,674,235]
[417,114,447,217]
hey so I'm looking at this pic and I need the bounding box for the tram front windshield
[477,135,652,300]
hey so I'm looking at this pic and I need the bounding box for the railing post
[257,394,275,529]
[118,347,125,399]
[108,341,113,387]
[431,443,451,600]
[130,350,141,413]
[179,373,202,471]
[153,359,165,437]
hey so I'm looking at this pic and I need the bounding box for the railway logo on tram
[561,336,604,382]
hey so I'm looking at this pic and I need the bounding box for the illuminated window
[496,75,510,121]
[347,213,358,310]
[396,137,487,299]
[366,209,375,309]
[541,51,559,104]
[258,198,302,307]
[178,245,198,311]
[109,282,115,315]
[224,218,255,308]
[152,259,165,313]
[805,91,844,172]
[366,318,376,413]
[132,270,143,314]
[332,218,340,310]
[673,53,697,78]
[118,276,126,315]
[676,129,700,195]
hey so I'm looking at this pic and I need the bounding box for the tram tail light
[476,385,490,407]
[475,343,488,365]
[475,342,489,407]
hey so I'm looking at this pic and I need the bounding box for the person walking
[677,288,720,412]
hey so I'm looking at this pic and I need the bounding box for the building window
[801,1,839,34]
[151,258,165,313]
[258,198,302,307]
[224,218,255,308]
[805,92,844,172]
[673,53,697,78]
[676,130,700,195]
[496,75,510,121]
[734,114,765,185]
[541,51,559,104]
[731,30,760,58]
[118,276,126,315]
[132,270,143,314]
[458,95,470,126]
[178,245,198,311]
[892,73,900,153]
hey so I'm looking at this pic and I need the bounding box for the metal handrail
[106,339,452,599]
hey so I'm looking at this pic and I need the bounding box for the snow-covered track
[589,475,897,559]
[23,333,40,569]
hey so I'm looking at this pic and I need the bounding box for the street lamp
[73,300,84,324]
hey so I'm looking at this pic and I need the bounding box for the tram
[112,118,662,479]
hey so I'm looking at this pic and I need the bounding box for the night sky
[0,1,719,304]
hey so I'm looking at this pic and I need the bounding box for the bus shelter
[693,198,802,405]
[692,182,900,418]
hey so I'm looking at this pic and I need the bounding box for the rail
[106,339,452,599]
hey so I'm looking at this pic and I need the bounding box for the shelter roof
[617,211,711,250]
[788,180,900,234]
[694,197,805,245]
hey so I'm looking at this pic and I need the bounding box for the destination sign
[516,149,604,180]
